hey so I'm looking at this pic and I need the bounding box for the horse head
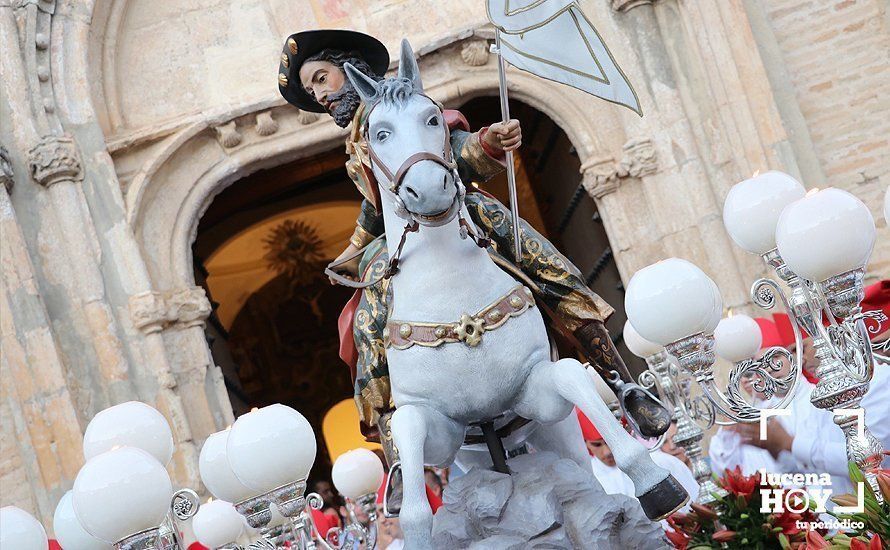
[344,40,464,227]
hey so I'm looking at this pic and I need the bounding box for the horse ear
[344,62,379,104]
[397,39,423,91]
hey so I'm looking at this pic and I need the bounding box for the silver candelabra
[760,256,885,501]
[638,353,727,505]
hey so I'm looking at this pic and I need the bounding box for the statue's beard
[327,84,362,128]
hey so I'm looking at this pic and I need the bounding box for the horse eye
[427,116,439,127]
[376,130,390,142]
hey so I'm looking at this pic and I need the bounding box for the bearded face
[326,78,363,128]
[298,49,380,128]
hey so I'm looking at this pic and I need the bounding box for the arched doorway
[190,97,636,479]
[193,146,360,479]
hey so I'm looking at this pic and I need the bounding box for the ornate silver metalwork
[235,493,273,530]
[234,480,341,549]
[757,253,885,502]
[641,351,726,504]
[115,527,176,550]
[171,488,200,520]
[665,273,803,424]
[323,492,379,550]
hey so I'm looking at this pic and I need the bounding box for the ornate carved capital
[581,138,658,199]
[28,135,83,187]
[580,156,620,199]
[0,147,13,192]
[460,40,490,66]
[167,287,212,328]
[611,0,655,13]
[618,138,658,179]
[129,291,167,333]
[129,287,212,333]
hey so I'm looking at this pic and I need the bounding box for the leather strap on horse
[324,221,419,289]
[459,216,491,249]
[362,93,456,194]
[385,220,420,277]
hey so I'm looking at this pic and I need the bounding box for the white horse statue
[343,40,687,549]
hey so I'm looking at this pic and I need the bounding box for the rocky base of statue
[431,451,668,549]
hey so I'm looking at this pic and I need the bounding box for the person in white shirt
[578,409,699,513]
[738,286,890,496]
[740,354,890,495]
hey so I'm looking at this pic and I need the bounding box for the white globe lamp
[623,320,663,359]
[192,500,244,549]
[83,401,174,465]
[227,404,317,493]
[0,506,47,550]
[723,171,806,255]
[332,449,385,501]
[54,491,112,550]
[73,447,173,544]
[713,314,763,363]
[776,188,875,283]
[625,258,724,346]
[199,430,258,503]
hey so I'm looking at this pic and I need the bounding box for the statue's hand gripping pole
[491,31,523,262]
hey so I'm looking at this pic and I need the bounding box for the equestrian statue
[277,29,688,549]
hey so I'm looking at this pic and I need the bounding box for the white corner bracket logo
[758,407,865,515]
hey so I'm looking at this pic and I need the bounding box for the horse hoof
[638,475,689,520]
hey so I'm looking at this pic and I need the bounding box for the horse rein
[362,92,458,195]
[325,93,490,289]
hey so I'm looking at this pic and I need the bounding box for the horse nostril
[443,174,448,189]
[405,185,419,200]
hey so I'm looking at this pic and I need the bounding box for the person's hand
[328,242,362,285]
[484,119,522,152]
[736,418,793,458]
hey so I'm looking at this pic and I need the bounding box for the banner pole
[493,30,523,262]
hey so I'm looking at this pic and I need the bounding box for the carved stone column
[0,143,85,519]
[128,287,214,487]
[27,136,134,398]
[597,3,753,308]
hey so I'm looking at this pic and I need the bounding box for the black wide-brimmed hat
[278,29,389,113]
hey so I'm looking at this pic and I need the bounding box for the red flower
[803,529,830,550]
[772,509,804,536]
[712,530,737,542]
[665,527,690,550]
[721,466,759,500]
[850,536,884,550]
[690,502,718,521]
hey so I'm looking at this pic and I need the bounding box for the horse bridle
[362,93,459,197]
[324,93,490,289]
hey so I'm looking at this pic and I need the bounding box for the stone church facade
[1,0,887,526]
